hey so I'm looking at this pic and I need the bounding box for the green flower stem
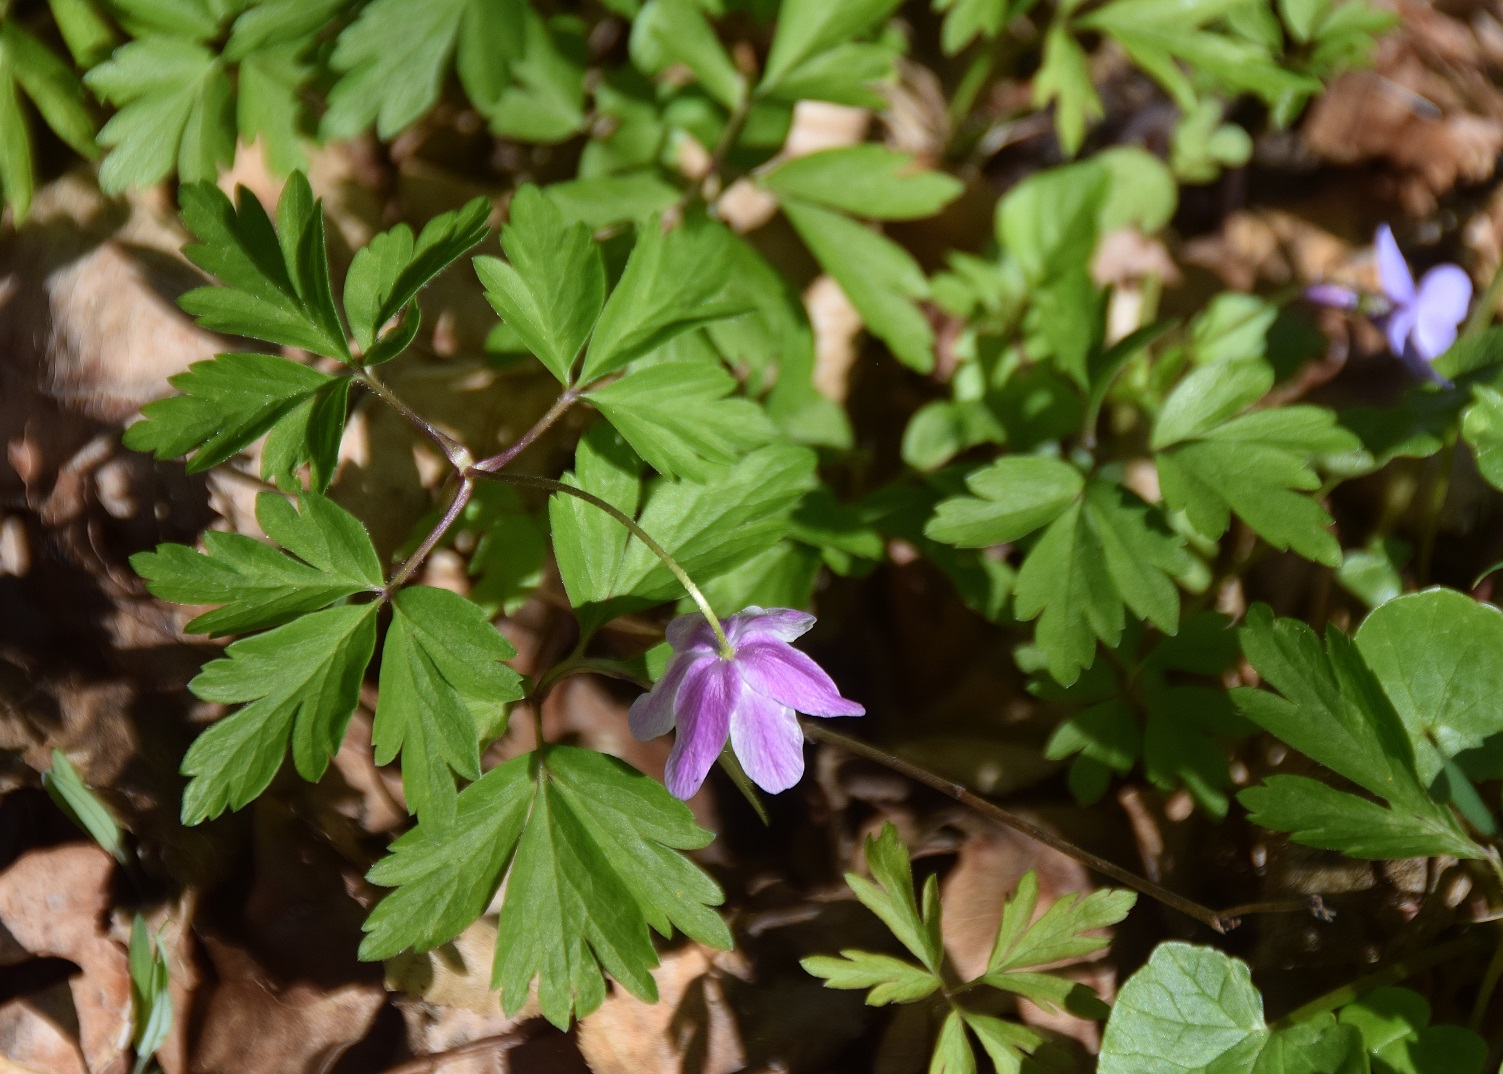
[471,390,579,474]
[475,471,734,656]
[381,477,474,598]
[1269,931,1483,1030]
[799,719,1241,934]
[1464,256,1503,339]
[532,656,651,697]
[1416,423,1458,584]
[1470,925,1503,1032]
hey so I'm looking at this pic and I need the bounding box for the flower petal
[1412,264,1472,360]
[730,690,806,794]
[1376,224,1415,306]
[663,657,737,799]
[1381,304,1417,361]
[666,612,720,653]
[736,640,865,717]
[726,606,817,645]
[1305,283,1360,310]
[628,651,702,741]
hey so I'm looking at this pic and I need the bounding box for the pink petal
[730,689,806,794]
[1376,224,1415,306]
[1412,264,1472,360]
[663,657,737,799]
[736,640,865,717]
[726,606,816,645]
[666,612,719,653]
[628,651,701,741]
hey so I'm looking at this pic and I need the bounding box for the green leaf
[131,491,381,635]
[1462,383,1503,492]
[49,0,118,68]
[986,870,1135,977]
[235,43,311,175]
[1353,589,1503,783]
[1233,605,1480,859]
[846,822,944,972]
[343,197,492,355]
[800,951,939,1005]
[1078,0,1320,111]
[375,586,523,821]
[177,175,350,359]
[260,375,351,493]
[962,1011,1044,1074]
[1014,482,1189,685]
[635,0,744,109]
[544,173,682,229]
[606,444,818,605]
[759,0,903,100]
[580,216,747,383]
[360,745,730,1028]
[1154,361,1359,566]
[926,456,1085,547]
[1336,537,1408,610]
[936,0,1010,54]
[122,352,339,474]
[1339,987,1487,1074]
[483,8,585,143]
[87,36,234,192]
[1099,943,1267,1074]
[43,749,126,863]
[474,185,603,385]
[761,145,964,221]
[128,916,173,1074]
[0,46,33,220]
[783,199,935,373]
[1239,775,1480,860]
[930,1010,978,1074]
[587,361,776,480]
[996,159,1106,284]
[1235,605,1429,810]
[551,424,644,611]
[322,0,519,140]
[4,21,98,161]
[182,602,379,824]
[1033,23,1102,156]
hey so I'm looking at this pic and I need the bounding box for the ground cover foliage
[5,0,1503,1071]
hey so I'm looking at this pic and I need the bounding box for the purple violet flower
[629,606,864,799]
[1306,224,1472,387]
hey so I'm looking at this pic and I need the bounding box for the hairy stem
[382,477,474,598]
[800,720,1242,934]
[470,389,579,474]
[471,471,733,655]
[357,368,472,470]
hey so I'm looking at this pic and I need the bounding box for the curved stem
[800,720,1241,934]
[471,389,579,474]
[358,368,472,470]
[382,477,474,598]
[472,470,732,655]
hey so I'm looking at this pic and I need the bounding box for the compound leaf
[587,361,776,481]
[374,586,523,821]
[131,491,381,635]
[181,602,378,824]
[474,184,603,384]
[760,145,964,222]
[123,352,339,475]
[178,174,350,359]
[360,745,728,1029]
